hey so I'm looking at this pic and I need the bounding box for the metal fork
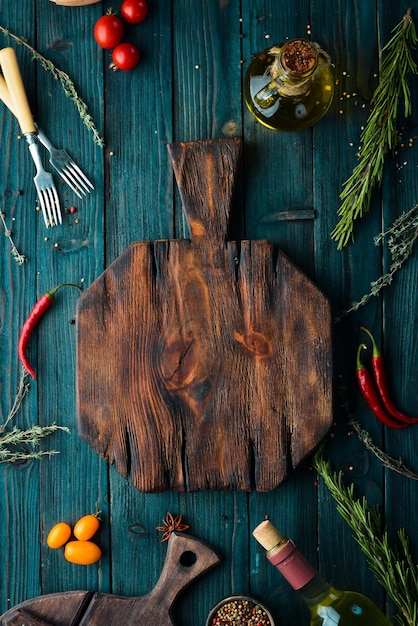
[36,127,94,199]
[0,75,94,202]
[0,47,61,228]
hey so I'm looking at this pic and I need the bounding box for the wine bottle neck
[267,539,316,588]
[297,573,335,607]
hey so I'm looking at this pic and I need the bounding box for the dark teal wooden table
[1,1,418,624]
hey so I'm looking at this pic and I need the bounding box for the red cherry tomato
[120,0,148,24]
[94,14,124,49]
[111,43,140,71]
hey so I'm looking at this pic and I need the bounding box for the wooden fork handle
[0,47,36,135]
[0,74,16,115]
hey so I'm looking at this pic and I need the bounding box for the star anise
[156,512,189,542]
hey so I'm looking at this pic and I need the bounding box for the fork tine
[37,192,50,228]
[59,166,87,198]
[52,159,93,196]
[46,185,61,226]
[27,139,62,227]
[67,161,94,190]
[35,128,94,196]
[39,190,54,228]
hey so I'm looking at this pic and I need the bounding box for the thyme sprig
[0,367,69,464]
[349,419,418,481]
[0,209,27,265]
[337,202,418,318]
[314,449,418,626]
[332,9,418,249]
[0,25,104,147]
[336,386,418,480]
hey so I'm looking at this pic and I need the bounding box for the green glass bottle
[244,38,334,131]
[253,520,392,625]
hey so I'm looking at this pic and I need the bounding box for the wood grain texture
[76,139,332,492]
[0,533,220,626]
[2,1,418,625]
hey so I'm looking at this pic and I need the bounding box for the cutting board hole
[179,550,197,567]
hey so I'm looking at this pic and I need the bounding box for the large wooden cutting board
[76,138,333,492]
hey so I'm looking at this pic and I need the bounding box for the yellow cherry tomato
[73,514,101,541]
[47,522,72,549]
[64,540,102,565]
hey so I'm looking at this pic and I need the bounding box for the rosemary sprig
[0,25,104,147]
[331,9,418,249]
[337,202,418,318]
[0,367,69,464]
[314,448,418,626]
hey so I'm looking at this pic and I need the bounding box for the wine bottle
[253,520,392,625]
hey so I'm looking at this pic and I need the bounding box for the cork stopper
[252,520,288,553]
[281,39,317,75]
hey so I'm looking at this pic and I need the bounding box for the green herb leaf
[0,367,69,464]
[0,25,104,148]
[314,448,418,625]
[332,10,418,249]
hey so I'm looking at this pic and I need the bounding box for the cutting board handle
[168,138,241,245]
[3,609,54,625]
[148,532,221,610]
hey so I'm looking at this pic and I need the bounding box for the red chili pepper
[356,343,408,429]
[18,283,81,379]
[361,327,418,424]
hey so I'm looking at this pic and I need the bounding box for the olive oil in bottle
[244,38,334,131]
[253,520,392,625]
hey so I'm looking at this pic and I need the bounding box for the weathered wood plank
[34,0,109,599]
[0,1,43,613]
[169,3,249,623]
[378,8,418,623]
[240,2,330,623]
[310,0,387,614]
[241,0,315,276]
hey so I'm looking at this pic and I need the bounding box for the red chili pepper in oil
[361,327,418,424]
[356,343,408,429]
[18,283,81,379]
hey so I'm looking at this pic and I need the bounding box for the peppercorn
[209,598,273,625]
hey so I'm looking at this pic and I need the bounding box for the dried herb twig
[349,418,418,480]
[314,448,418,626]
[0,25,104,147]
[0,367,69,464]
[337,202,418,318]
[0,209,27,265]
[336,386,418,480]
[332,10,418,249]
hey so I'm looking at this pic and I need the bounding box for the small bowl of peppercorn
[206,594,275,626]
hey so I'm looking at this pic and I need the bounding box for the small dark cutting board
[76,138,333,492]
[0,532,220,626]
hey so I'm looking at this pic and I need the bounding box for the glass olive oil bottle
[244,38,334,131]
